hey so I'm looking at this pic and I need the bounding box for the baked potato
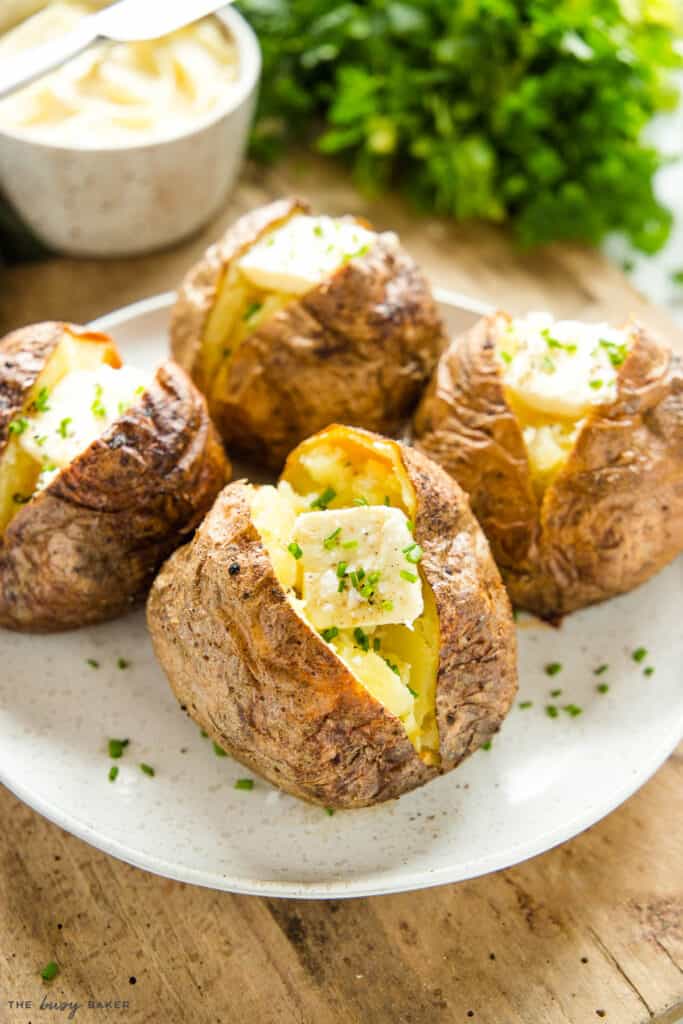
[0,321,229,632]
[170,197,447,469]
[147,424,517,809]
[414,311,683,619]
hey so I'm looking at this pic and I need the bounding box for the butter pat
[238,215,376,296]
[292,505,423,630]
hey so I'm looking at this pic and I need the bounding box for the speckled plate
[1,291,681,899]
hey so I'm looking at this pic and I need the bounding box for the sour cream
[0,1,240,145]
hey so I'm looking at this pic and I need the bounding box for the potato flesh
[253,431,440,762]
[495,314,629,499]
[0,328,120,535]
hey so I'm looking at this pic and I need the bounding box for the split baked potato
[414,311,683,619]
[0,321,229,632]
[147,424,517,809]
[170,198,447,469]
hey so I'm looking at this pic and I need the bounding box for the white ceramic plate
[1,291,681,899]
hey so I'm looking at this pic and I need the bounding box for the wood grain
[0,155,681,1024]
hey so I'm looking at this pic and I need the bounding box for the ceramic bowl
[0,6,261,257]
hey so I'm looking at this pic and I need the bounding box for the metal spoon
[0,0,232,101]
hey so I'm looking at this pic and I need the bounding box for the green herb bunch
[237,0,681,251]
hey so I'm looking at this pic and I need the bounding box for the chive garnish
[235,778,254,790]
[323,527,341,550]
[481,740,492,750]
[403,543,423,564]
[58,417,72,438]
[117,657,130,670]
[321,626,339,642]
[550,688,562,698]
[342,539,358,549]
[599,338,627,367]
[373,637,381,652]
[643,666,655,677]
[383,658,400,675]
[311,487,336,510]
[381,599,394,612]
[563,704,583,717]
[589,379,603,390]
[288,541,303,560]
[400,569,418,583]
[8,417,28,435]
[336,561,348,578]
[354,627,370,651]
[108,738,129,759]
[545,705,559,718]
[109,765,119,782]
[596,683,609,694]
[545,662,562,676]
[407,686,418,698]
[518,700,533,709]
[212,742,227,757]
[139,763,155,776]
[86,658,100,669]
[243,301,263,322]
[91,383,106,418]
[324,806,334,816]
[41,961,59,981]
[500,351,512,364]
[594,664,609,675]
[353,496,369,506]
[32,387,50,413]
[632,647,647,663]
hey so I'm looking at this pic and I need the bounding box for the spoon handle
[0,18,98,101]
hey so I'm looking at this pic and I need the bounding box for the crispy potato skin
[414,315,683,618]
[0,360,230,632]
[171,198,447,469]
[147,434,517,808]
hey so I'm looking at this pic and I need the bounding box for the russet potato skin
[147,430,517,809]
[170,198,447,470]
[0,325,230,632]
[413,315,683,619]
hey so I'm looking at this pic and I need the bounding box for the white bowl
[0,6,261,257]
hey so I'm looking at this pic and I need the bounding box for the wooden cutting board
[0,157,681,1024]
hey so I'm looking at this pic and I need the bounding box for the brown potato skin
[147,431,517,809]
[414,315,683,618]
[170,198,447,469]
[0,355,230,632]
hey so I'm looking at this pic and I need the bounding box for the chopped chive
[311,487,336,510]
[32,387,50,413]
[643,666,655,677]
[41,961,59,981]
[481,740,492,750]
[57,416,72,438]
[117,657,130,670]
[545,662,562,676]
[563,704,583,717]
[139,763,155,776]
[499,351,512,365]
[406,519,414,533]
[109,765,119,782]
[589,379,603,390]
[383,658,400,675]
[403,543,423,564]
[381,599,394,612]
[323,527,341,550]
[336,561,348,578]
[541,354,556,374]
[212,742,227,757]
[200,729,209,738]
[235,778,254,790]
[324,806,334,816]
[91,383,106,419]
[8,417,28,435]
[354,627,370,651]
[287,541,303,560]
[599,338,628,367]
[518,700,533,709]
[594,664,609,675]
[353,496,369,506]
[242,301,263,322]
[108,738,129,759]
[135,384,145,395]
[321,626,339,642]
[86,658,100,669]
[632,647,647,663]
[373,637,381,652]
[550,688,562,698]
[384,496,391,506]
[400,569,418,583]
[337,578,346,592]
[342,539,358,549]
[596,683,609,694]
[313,224,324,237]
[545,705,559,719]
[407,686,418,698]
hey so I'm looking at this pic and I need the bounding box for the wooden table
[1,158,681,1024]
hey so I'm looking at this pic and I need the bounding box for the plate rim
[0,288,680,899]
